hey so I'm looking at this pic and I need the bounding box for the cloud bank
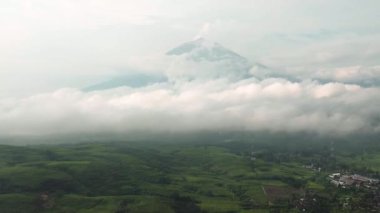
[1,78,379,138]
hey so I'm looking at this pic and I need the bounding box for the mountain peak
[192,37,206,43]
[167,38,247,63]
[167,38,218,56]
[191,37,217,47]
[166,39,253,81]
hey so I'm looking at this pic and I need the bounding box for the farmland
[0,137,379,212]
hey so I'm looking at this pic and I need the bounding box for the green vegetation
[0,137,379,212]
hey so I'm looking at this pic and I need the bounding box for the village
[328,172,379,189]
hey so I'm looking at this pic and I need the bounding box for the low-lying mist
[1,77,379,145]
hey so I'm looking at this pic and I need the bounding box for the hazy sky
[1,1,380,138]
[1,0,380,96]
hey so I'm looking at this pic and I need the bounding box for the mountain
[166,38,252,81]
[83,38,291,91]
[167,38,249,63]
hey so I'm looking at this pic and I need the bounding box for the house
[329,173,379,188]
[330,180,341,187]
[339,175,355,187]
[328,173,341,180]
[352,174,379,184]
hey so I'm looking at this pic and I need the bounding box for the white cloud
[0,78,379,138]
[194,23,211,40]
[312,66,380,85]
